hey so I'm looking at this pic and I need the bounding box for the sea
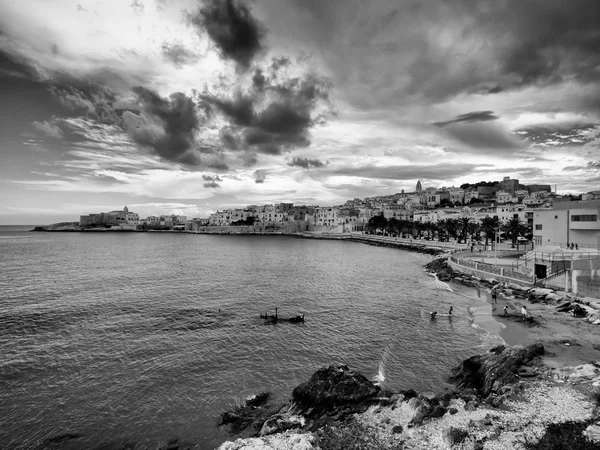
[0,226,505,449]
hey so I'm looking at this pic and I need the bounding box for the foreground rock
[292,363,380,409]
[449,343,545,398]
[217,350,600,450]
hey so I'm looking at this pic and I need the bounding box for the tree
[458,217,475,243]
[502,217,528,249]
[399,219,412,238]
[440,198,454,208]
[445,218,460,240]
[480,216,500,248]
[437,219,448,241]
[366,214,387,234]
[386,218,400,236]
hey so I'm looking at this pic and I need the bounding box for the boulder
[528,288,553,298]
[292,364,379,409]
[584,424,600,444]
[545,293,564,303]
[259,414,305,436]
[246,392,269,407]
[217,433,316,450]
[567,364,599,382]
[588,301,600,311]
[443,427,470,447]
[448,344,544,397]
[571,304,587,317]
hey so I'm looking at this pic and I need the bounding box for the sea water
[0,228,502,449]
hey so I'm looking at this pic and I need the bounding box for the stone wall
[192,221,309,234]
[572,258,600,298]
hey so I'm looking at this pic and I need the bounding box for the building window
[571,215,598,221]
[535,224,542,230]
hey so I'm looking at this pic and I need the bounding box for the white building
[532,200,600,249]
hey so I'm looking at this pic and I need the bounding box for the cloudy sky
[1,0,600,224]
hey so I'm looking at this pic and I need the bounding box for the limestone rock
[448,344,544,397]
[217,432,315,450]
[259,414,305,436]
[545,293,564,303]
[568,364,599,382]
[292,364,380,409]
[584,424,600,444]
[442,427,469,447]
[528,288,554,298]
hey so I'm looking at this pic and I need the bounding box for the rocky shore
[216,347,600,449]
[214,256,600,450]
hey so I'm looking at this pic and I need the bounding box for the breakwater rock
[350,236,446,255]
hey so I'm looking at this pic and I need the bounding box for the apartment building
[532,200,600,248]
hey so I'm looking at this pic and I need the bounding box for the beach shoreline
[426,256,600,371]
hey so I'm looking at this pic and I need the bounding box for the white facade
[313,207,339,226]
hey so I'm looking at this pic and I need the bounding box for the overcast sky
[1,0,600,224]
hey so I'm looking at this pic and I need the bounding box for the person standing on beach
[521,305,528,320]
[503,305,508,316]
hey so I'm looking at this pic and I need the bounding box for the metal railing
[351,233,471,250]
[449,254,536,284]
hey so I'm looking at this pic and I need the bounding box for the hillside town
[78,176,600,251]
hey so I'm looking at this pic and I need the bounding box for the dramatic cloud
[330,163,485,181]
[433,111,499,127]
[202,70,333,158]
[253,169,266,183]
[288,157,326,169]
[516,124,599,148]
[32,120,63,138]
[161,41,200,68]
[123,87,205,165]
[189,0,265,70]
[435,121,522,151]
[202,174,222,188]
[563,160,600,172]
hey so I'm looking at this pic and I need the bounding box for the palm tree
[445,218,460,241]
[480,216,500,248]
[423,221,436,240]
[458,217,475,243]
[437,219,448,241]
[502,217,528,249]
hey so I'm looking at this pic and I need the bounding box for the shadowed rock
[292,363,380,409]
[448,343,545,397]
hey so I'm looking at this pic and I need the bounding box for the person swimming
[448,306,453,315]
[430,311,438,318]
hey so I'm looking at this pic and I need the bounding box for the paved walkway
[458,250,523,268]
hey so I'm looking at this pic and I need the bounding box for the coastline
[23,227,600,448]
[215,254,600,449]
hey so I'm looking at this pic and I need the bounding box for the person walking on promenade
[575,243,578,250]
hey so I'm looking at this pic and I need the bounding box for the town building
[532,200,600,249]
